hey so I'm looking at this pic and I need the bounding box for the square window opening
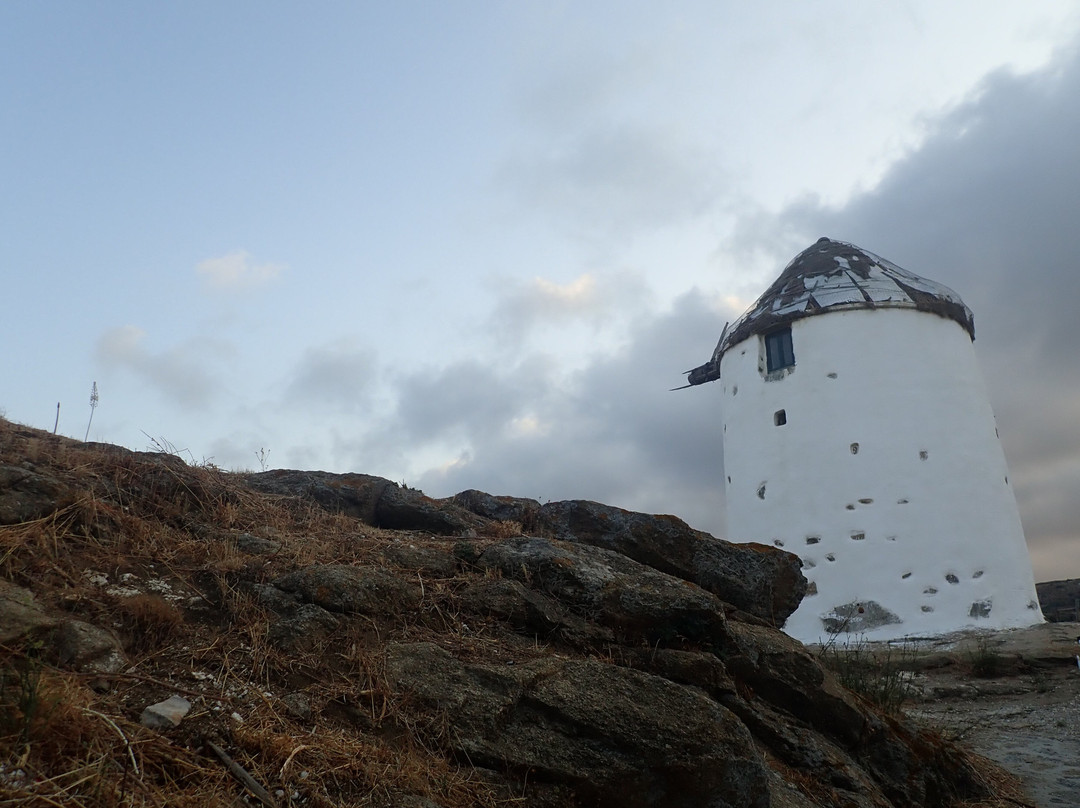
[765,327,795,373]
[773,409,787,426]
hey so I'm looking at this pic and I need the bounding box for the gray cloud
[728,45,1080,581]
[411,291,735,534]
[95,325,224,409]
[283,340,378,412]
[488,270,652,346]
[500,122,723,236]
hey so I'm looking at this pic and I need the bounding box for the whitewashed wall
[719,307,1043,642]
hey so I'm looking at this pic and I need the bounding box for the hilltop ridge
[0,417,1022,807]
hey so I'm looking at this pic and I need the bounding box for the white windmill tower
[686,238,1043,642]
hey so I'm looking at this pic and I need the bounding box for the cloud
[499,44,724,236]
[394,291,737,533]
[726,44,1080,581]
[489,270,652,345]
[283,340,378,412]
[196,250,284,293]
[500,123,723,236]
[95,325,224,408]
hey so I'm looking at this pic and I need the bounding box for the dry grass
[0,419,517,807]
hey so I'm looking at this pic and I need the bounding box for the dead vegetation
[0,419,518,807]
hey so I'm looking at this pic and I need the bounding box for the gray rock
[450,489,540,530]
[273,564,421,615]
[0,579,56,643]
[478,536,727,647]
[458,578,613,646]
[235,533,281,555]
[386,642,770,808]
[243,470,484,535]
[379,543,459,577]
[51,620,126,673]
[267,603,340,652]
[0,465,64,524]
[536,499,807,626]
[140,695,191,729]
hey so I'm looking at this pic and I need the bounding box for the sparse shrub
[114,593,183,654]
[818,636,917,713]
[486,520,523,539]
[964,635,1004,678]
[0,643,56,749]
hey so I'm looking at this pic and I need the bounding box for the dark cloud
[412,291,736,535]
[729,45,1080,581]
[280,45,1080,584]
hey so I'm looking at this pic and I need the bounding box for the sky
[2,2,1079,581]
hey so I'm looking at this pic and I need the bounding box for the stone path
[902,622,1080,807]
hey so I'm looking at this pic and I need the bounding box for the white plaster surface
[719,308,1044,643]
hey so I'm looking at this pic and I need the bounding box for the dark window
[765,327,794,372]
[773,409,787,426]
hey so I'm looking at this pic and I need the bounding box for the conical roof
[686,238,974,386]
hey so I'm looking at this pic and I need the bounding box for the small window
[765,327,794,372]
[773,409,787,426]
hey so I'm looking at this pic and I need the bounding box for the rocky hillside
[0,417,1018,807]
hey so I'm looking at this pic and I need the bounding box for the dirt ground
[898,622,1080,808]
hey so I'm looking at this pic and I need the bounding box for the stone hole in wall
[850,442,859,455]
[897,498,909,505]
[757,482,767,500]
[919,450,928,460]
[773,539,785,547]
[732,385,738,396]
[825,553,836,562]
[972,570,984,579]
[901,572,912,579]
[805,581,818,596]
[845,503,855,510]
[945,573,959,584]
[821,601,901,634]
[805,535,821,545]
[921,605,934,613]
[969,599,992,619]
[850,532,865,541]
[727,475,731,484]
[923,586,938,595]
[858,498,873,504]
[827,372,838,379]
[1027,600,1040,610]
[774,409,787,426]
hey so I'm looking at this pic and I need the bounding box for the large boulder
[273,564,422,616]
[0,465,66,524]
[0,579,57,643]
[244,470,484,535]
[536,499,807,626]
[478,536,728,647]
[449,489,541,531]
[386,642,770,808]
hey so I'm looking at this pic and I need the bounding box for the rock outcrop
[0,419,1008,808]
